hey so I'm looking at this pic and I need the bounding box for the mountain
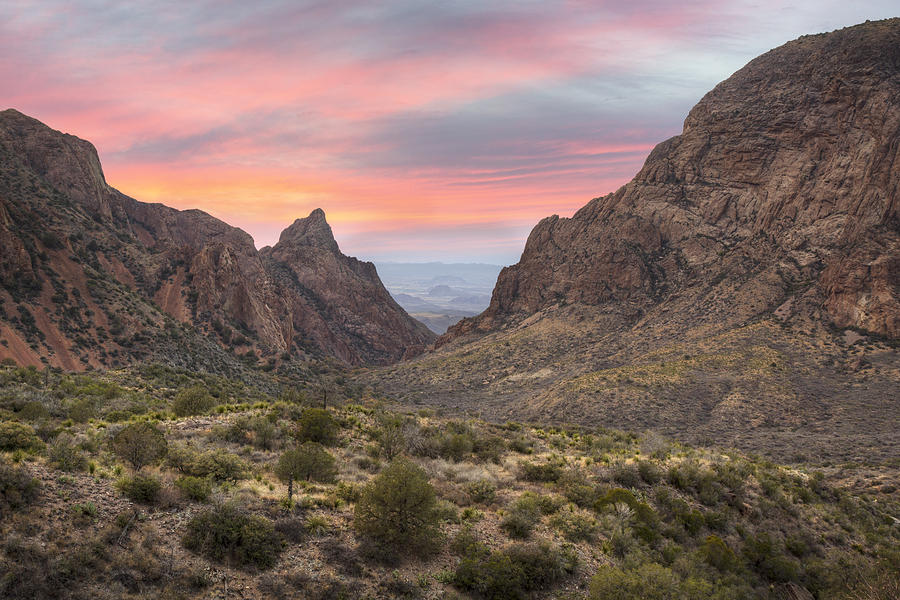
[445,19,899,344]
[377,20,900,463]
[0,109,434,370]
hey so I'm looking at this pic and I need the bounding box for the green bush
[251,417,279,450]
[742,532,800,583]
[297,408,339,446]
[0,421,44,452]
[116,474,162,503]
[466,479,497,504]
[550,506,598,542]
[275,443,337,501]
[455,541,576,599]
[110,422,168,470]
[557,469,599,508]
[637,460,662,484]
[172,386,216,417]
[611,462,641,488]
[501,494,544,539]
[183,503,283,569]
[374,412,409,460]
[518,459,564,483]
[0,461,41,510]
[167,445,248,482]
[594,488,659,543]
[353,458,441,561]
[175,475,213,501]
[589,562,705,600]
[700,535,737,572]
[48,434,87,472]
[441,432,475,461]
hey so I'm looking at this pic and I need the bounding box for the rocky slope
[376,20,900,461]
[0,109,433,369]
[444,18,900,344]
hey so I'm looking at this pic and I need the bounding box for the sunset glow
[3,1,896,262]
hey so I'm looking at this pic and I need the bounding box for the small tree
[296,408,338,445]
[275,443,337,501]
[111,422,168,471]
[172,386,216,417]
[353,458,441,560]
[375,412,410,460]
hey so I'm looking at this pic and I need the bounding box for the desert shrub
[594,488,659,543]
[611,461,642,488]
[273,516,307,543]
[251,416,279,450]
[518,458,564,483]
[700,535,738,572]
[66,397,95,423]
[508,435,534,454]
[334,481,360,503]
[111,422,168,470]
[0,461,40,511]
[48,433,87,471]
[167,445,248,482]
[472,433,505,463]
[637,460,662,484]
[742,531,800,583]
[454,541,576,599]
[116,474,162,503]
[17,401,50,421]
[558,469,600,508]
[175,475,212,501]
[550,506,598,542]
[275,443,337,501]
[677,509,706,536]
[374,411,410,460]
[219,416,251,444]
[172,386,216,417]
[353,458,441,561]
[589,562,703,600]
[501,494,544,539]
[0,421,43,452]
[466,479,497,504]
[296,408,338,445]
[183,503,283,569]
[441,432,475,462]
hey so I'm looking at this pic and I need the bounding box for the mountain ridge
[442,18,900,346]
[0,109,434,369]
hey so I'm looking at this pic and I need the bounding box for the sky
[2,2,896,264]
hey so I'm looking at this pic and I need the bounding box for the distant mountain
[426,285,460,297]
[428,275,468,286]
[375,262,502,333]
[0,109,434,369]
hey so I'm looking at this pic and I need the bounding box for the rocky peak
[0,108,112,218]
[0,112,434,369]
[444,19,900,343]
[275,208,339,253]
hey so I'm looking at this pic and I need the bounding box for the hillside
[0,110,434,370]
[0,364,897,599]
[375,20,900,463]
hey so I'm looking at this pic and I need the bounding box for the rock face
[0,109,434,369]
[261,210,434,364]
[445,19,900,344]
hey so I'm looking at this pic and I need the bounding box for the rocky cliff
[0,109,434,369]
[444,18,900,344]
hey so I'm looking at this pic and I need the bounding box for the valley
[0,17,898,600]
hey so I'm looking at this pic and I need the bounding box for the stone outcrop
[444,19,900,343]
[0,109,434,369]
